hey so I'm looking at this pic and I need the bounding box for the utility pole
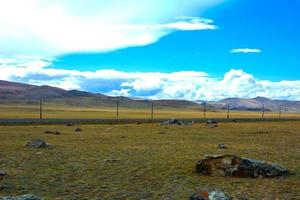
[279,105,282,119]
[151,101,154,121]
[203,102,206,118]
[116,97,119,118]
[262,104,265,119]
[39,99,43,119]
[227,104,230,119]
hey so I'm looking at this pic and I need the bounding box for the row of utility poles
[202,102,281,119]
[37,98,283,120]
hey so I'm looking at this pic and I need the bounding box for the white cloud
[0,0,222,57]
[1,57,299,101]
[230,48,262,54]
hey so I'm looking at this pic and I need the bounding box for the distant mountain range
[0,80,299,112]
[208,97,300,112]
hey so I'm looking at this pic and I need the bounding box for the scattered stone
[207,124,218,128]
[75,128,82,132]
[103,159,121,163]
[121,136,126,139]
[195,155,289,178]
[0,171,6,177]
[218,144,227,149]
[160,118,194,126]
[206,120,218,128]
[158,131,167,135]
[136,122,142,125]
[65,123,74,127]
[26,139,50,148]
[43,131,61,135]
[0,184,9,190]
[0,195,42,200]
[206,120,218,125]
[190,190,232,200]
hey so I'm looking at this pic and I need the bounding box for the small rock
[158,132,167,135]
[65,123,74,127]
[218,144,227,149]
[103,159,121,163]
[0,171,6,177]
[206,120,218,125]
[190,190,231,200]
[0,194,42,200]
[0,185,9,190]
[206,120,218,128]
[207,124,218,128]
[75,128,82,132]
[43,131,61,135]
[26,139,50,148]
[195,155,289,178]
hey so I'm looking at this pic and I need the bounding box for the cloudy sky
[0,0,299,100]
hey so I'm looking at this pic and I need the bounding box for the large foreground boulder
[195,155,289,178]
[26,139,50,148]
[0,195,42,200]
[190,190,232,200]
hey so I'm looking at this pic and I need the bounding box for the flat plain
[0,121,299,199]
[0,104,300,119]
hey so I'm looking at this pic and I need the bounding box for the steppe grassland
[0,121,299,199]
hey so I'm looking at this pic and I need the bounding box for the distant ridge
[0,80,199,109]
[0,80,299,111]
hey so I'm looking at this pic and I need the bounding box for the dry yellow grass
[0,104,299,119]
[0,121,299,199]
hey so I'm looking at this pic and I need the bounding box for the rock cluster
[195,155,289,178]
[190,190,232,200]
[0,195,42,200]
[160,118,194,125]
[26,139,50,148]
[206,120,218,128]
[43,131,61,135]
[218,144,227,149]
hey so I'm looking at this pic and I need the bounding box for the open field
[0,121,299,199]
[0,104,300,119]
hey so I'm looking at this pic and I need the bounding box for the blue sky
[0,0,300,100]
[52,0,300,81]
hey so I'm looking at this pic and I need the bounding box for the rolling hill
[0,80,299,112]
[0,80,199,109]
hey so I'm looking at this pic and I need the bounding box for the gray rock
[75,128,82,132]
[218,144,227,149]
[160,118,194,125]
[103,159,121,163]
[0,195,42,200]
[0,171,6,176]
[43,131,61,135]
[206,120,218,125]
[26,139,49,148]
[207,124,218,128]
[195,155,289,178]
[0,184,10,190]
[209,191,232,200]
[190,190,231,200]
